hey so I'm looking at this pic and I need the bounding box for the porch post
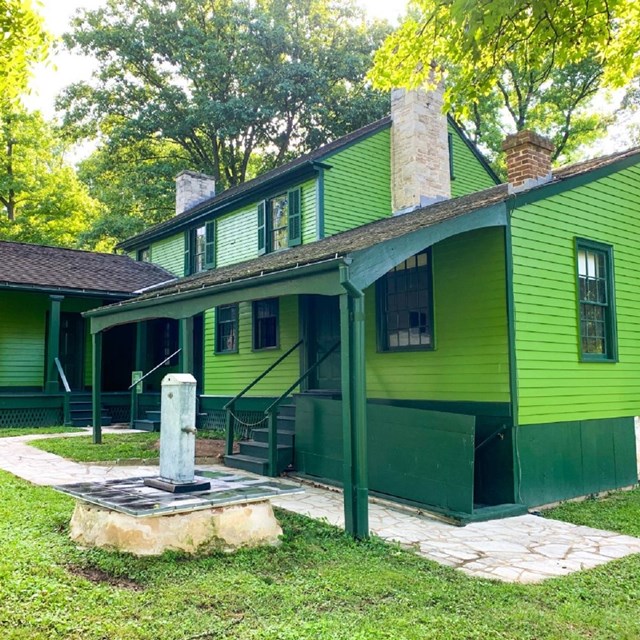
[131,321,147,426]
[179,317,194,376]
[45,295,64,393]
[339,280,369,539]
[92,331,103,444]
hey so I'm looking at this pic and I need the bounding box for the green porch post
[179,317,194,375]
[45,295,64,393]
[339,281,369,539]
[92,331,102,444]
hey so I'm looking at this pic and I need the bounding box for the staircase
[134,409,208,432]
[69,393,112,427]
[224,402,296,475]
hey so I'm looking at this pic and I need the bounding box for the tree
[76,135,189,248]
[372,0,640,105]
[0,107,101,247]
[0,0,49,101]
[448,55,611,169]
[60,0,391,193]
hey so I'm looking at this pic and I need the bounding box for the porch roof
[0,241,173,298]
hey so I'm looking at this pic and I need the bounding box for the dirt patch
[151,437,236,460]
[67,565,144,591]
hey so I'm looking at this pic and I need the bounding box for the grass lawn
[1,472,640,639]
[0,426,85,438]
[30,429,228,462]
[544,488,640,537]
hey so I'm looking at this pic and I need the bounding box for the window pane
[269,194,288,251]
[216,305,238,353]
[380,250,433,351]
[253,299,278,349]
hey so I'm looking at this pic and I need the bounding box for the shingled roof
[0,241,173,296]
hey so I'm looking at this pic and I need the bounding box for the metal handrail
[223,339,304,410]
[128,348,182,428]
[128,348,182,390]
[264,341,341,416]
[54,357,71,393]
[54,357,71,425]
[263,340,341,477]
[224,339,304,456]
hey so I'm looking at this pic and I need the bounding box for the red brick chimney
[502,130,555,191]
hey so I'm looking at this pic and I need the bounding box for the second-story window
[185,220,216,275]
[257,187,301,254]
[137,247,151,262]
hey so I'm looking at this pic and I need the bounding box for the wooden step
[251,428,294,446]
[134,419,160,432]
[224,454,268,475]
[71,416,112,427]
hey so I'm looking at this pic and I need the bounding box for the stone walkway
[2,429,640,583]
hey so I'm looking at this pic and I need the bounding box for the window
[577,239,617,360]
[215,304,238,354]
[138,247,151,262]
[253,299,279,350]
[257,188,301,254]
[150,319,179,365]
[192,225,206,273]
[185,220,216,275]
[378,250,434,351]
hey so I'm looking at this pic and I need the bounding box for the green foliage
[60,0,391,196]
[0,106,102,247]
[2,470,640,639]
[372,0,636,166]
[76,135,187,249]
[0,0,49,101]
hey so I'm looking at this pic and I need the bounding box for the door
[306,295,341,391]
[59,312,84,391]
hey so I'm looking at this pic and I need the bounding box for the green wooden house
[6,84,640,534]
[0,242,171,427]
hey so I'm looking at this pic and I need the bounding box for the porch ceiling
[86,192,509,333]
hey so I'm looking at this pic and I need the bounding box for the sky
[27,0,409,120]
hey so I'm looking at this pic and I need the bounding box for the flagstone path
[2,429,640,583]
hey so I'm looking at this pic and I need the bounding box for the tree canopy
[372,0,640,107]
[60,0,392,194]
[0,0,49,101]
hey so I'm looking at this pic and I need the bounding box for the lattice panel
[199,410,266,440]
[0,407,63,428]
[107,405,130,424]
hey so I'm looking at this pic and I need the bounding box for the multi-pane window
[192,225,206,273]
[138,247,150,262]
[269,194,289,251]
[253,299,278,350]
[215,304,238,354]
[577,240,616,360]
[378,250,434,350]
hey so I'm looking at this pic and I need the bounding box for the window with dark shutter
[288,188,301,246]
[204,220,216,270]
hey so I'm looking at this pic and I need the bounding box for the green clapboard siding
[449,124,497,197]
[517,417,637,506]
[0,292,99,389]
[150,233,185,276]
[323,128,392,236]
[366,227,510,402]
[203,296,300,396]
[295,396,477,515]
[0,291,48,388]
[511,164,640,424]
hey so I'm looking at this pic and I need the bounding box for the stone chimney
[502,130,555,193]
[391,85,451,213]
[175,170,216,216]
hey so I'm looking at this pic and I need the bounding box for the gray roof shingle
[0,241,173,295]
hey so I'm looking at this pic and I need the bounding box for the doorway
[304,295,341,391]
[58,312,85,391]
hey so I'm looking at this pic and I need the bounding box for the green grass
[544,488,640,537]
[29,429,226,462]
[30,432,161,462]
[0,426,85,438]
[1,473,640,639]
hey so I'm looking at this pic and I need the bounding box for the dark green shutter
[448,132,455,179]
[204,220,216,269]
[257,200,266,254]
[183,230,192,276]
[288,188,301,247]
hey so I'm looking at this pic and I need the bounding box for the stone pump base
[70,499,283,556]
